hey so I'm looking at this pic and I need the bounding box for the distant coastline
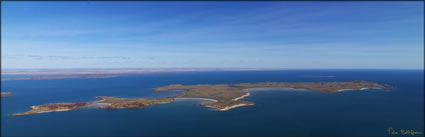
[1,75,117,81]
[1,68,281,81]
[1,68,281,75]
[2,69,422,81]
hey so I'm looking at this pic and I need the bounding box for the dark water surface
[1,70,424,136]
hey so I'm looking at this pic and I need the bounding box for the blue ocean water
[1,70,424,136]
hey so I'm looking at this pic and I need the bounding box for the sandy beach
[217,103,254,111]
[233,92,251,101]
[36,109,71,114]
[245,87,309,92]
[338,88,369,92]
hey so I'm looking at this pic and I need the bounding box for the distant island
[0,69,352,81]
[1,68,279,81]
[10,80,394,116]
[1,75,117,81]
[1,92,14,97]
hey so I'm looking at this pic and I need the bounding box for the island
[10,80,394,116]
[10,97,175,116]
[10,102,95,116]
[1,92,14,97]
[152,80,393,111]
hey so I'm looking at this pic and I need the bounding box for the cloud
[46,55,73,59]
[80,56,130,60]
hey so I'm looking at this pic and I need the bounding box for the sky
[1,2,424,69]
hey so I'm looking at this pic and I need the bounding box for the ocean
[1,70,424,136]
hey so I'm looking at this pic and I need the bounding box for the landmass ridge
[10,80,394,116]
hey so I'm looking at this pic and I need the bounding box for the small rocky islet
[1,92,14,97]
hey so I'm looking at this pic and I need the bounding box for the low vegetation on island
[10,102,95,116]
[152,80,393,110]
[10,97,175,116]
[95,96,175,109]
[10,80,394,116]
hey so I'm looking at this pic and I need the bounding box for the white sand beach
[338,88,369,92]
[217,103,254,111]
[233,92,251,101]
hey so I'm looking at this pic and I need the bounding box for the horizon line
[1,67,423,70]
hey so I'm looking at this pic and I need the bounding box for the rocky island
[1,92,14,97]
[10,102,95,116]
[10,97,175,116]
[10,80,394,116]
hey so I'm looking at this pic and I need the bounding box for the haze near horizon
[1,2,424,69]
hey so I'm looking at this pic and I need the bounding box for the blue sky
[1,2,423,69]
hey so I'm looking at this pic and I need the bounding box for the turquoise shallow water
[1,70,424,136]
